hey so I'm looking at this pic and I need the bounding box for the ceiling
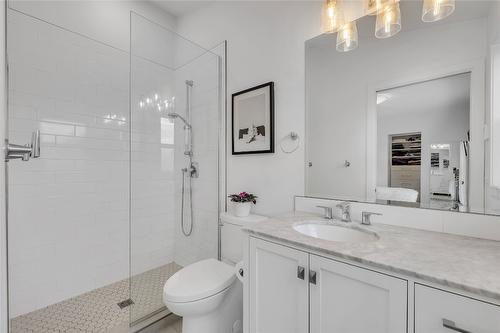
[377,72,471,117]
[149,0,212,17]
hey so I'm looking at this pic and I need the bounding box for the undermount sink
[293,222,378,243]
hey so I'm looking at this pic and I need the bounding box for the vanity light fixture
[321,0,345,33]
[336,21,359,52]
[326,0,456,53]
[422,0,455,22]
[375,2,402,38]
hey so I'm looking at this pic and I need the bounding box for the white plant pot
[234,202,252,217]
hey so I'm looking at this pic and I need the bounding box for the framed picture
[231,82,275,155]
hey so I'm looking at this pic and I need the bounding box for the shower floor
[10,262,182,333]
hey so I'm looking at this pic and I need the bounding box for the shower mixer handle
[5,130,41,161]
[183,162,199,178]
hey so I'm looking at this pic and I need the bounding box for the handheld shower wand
[168,80,197,237]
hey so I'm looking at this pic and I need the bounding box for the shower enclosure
[5,5,225,332]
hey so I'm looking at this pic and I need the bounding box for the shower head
[167,112,191,128]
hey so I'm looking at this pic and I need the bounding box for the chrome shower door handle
[5,130,41,161]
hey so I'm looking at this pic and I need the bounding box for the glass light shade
[422,0,455,22]
[336,21,358,52]
[375,2,401,39]
[321,0,345,33]
[368,0,399,15]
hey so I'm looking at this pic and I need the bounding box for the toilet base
[181,281,242,333]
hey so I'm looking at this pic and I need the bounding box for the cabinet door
[249,237,309,333]
[310,254,407,333]
[415,284,500,333]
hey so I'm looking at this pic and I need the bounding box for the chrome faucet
[317,205,334,220]
[336,202,351,223]
[361,211,382,225]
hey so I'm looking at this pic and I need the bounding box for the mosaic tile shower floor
[10,262,182,333]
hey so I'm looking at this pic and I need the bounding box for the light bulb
[321,0,345,33]
[336,21,358,52]
[422,0,455,22]
[375,2,401,39]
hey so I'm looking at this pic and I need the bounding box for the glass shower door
[6,7,131,332]
[130,12,223,325]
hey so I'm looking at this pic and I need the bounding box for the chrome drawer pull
[442,319,473,333]
[297,266,305,280]
[309,270,317,285]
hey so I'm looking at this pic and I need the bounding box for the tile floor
[139,315,182,333]
[10,262,182,332]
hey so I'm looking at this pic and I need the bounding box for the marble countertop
[242,211,500,302]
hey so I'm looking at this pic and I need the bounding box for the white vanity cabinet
[248,237,309,333]
[415,284,500,333]
[248,237,407,333]
[309,254,407,333]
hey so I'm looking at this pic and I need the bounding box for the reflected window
[161,117,174,145]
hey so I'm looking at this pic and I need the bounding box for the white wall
[306,18,487,208]
[177,1,322,215]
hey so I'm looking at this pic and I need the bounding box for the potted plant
[228,192,257,217]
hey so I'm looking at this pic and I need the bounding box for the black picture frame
[231,82,275,155]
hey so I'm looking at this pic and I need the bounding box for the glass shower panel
[130,12,222,324]
[7,8,130,332]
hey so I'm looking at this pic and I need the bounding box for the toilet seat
[164,258,236,303]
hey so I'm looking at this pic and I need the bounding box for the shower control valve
[183,162,199,178]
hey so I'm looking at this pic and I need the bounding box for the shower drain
[117,298,135,309]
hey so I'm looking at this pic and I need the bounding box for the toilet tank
[220,213,267,264]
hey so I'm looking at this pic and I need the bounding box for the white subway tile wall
[172,51,220,267]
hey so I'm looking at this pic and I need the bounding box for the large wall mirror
[305,0,500,215]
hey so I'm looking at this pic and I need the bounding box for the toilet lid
[164,258,236,303]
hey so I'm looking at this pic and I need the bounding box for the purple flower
[229,192,257,204]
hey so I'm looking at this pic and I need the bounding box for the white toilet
[163,213,267,333]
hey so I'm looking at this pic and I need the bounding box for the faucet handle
[361,211,382,225]
[316,205,333,219]
[336,201,350,209]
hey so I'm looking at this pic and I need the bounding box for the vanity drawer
[415,284,500,333]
